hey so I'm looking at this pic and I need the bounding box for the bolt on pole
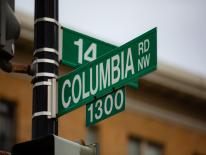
[32,0,59,139]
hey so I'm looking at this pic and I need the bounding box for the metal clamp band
[33,73,58,79]
[33,79,57,119]
[34,17,59,25]
[33,81,52,88]
[32,111,52,118]
[48,79,57,118]
[58,27,63,61]
[34,47,59,56]
[32,58,59,66]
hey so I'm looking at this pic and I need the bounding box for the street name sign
[61,27,139,88]
[86,87,125,127]
[58,28,157,116]
[61,27,116,67]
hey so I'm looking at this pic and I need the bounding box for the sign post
[58,28,157,117]
[32,0,59,138]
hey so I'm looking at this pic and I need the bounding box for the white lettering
[115,89,124,110]
[138,42,144,56]
[144,39,150,53]
[125,48,135,78]
[104,95,113,115]
[99,59,110,90]
[121,51,124,80]
[72,74,82,103]
[138,54,150,71]
[95,100,103,120]
[111,55,120,85]
[62,80,71,108]
[90,65,99,95]
[138,39,150,55]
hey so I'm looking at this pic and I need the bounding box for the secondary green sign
[61,27,116,67]
[58,28,157,116]
[86,87,125,127]
[61,27,139,88]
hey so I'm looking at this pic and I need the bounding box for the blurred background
[0,0,206,155]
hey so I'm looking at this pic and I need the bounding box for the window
[0,100,16,151]
[128,137,163,155]
[145,142,163,155]
[128,138,141,155]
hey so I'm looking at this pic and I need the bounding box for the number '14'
[74,38,97,64]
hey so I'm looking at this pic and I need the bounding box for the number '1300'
[87,89,125,124]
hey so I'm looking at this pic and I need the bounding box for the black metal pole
[32,0,58,139]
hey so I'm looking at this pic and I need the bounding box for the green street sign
[58,28,157,116]
[86,87,125,127]
[61,27,139,88]
[61,27,116,67]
